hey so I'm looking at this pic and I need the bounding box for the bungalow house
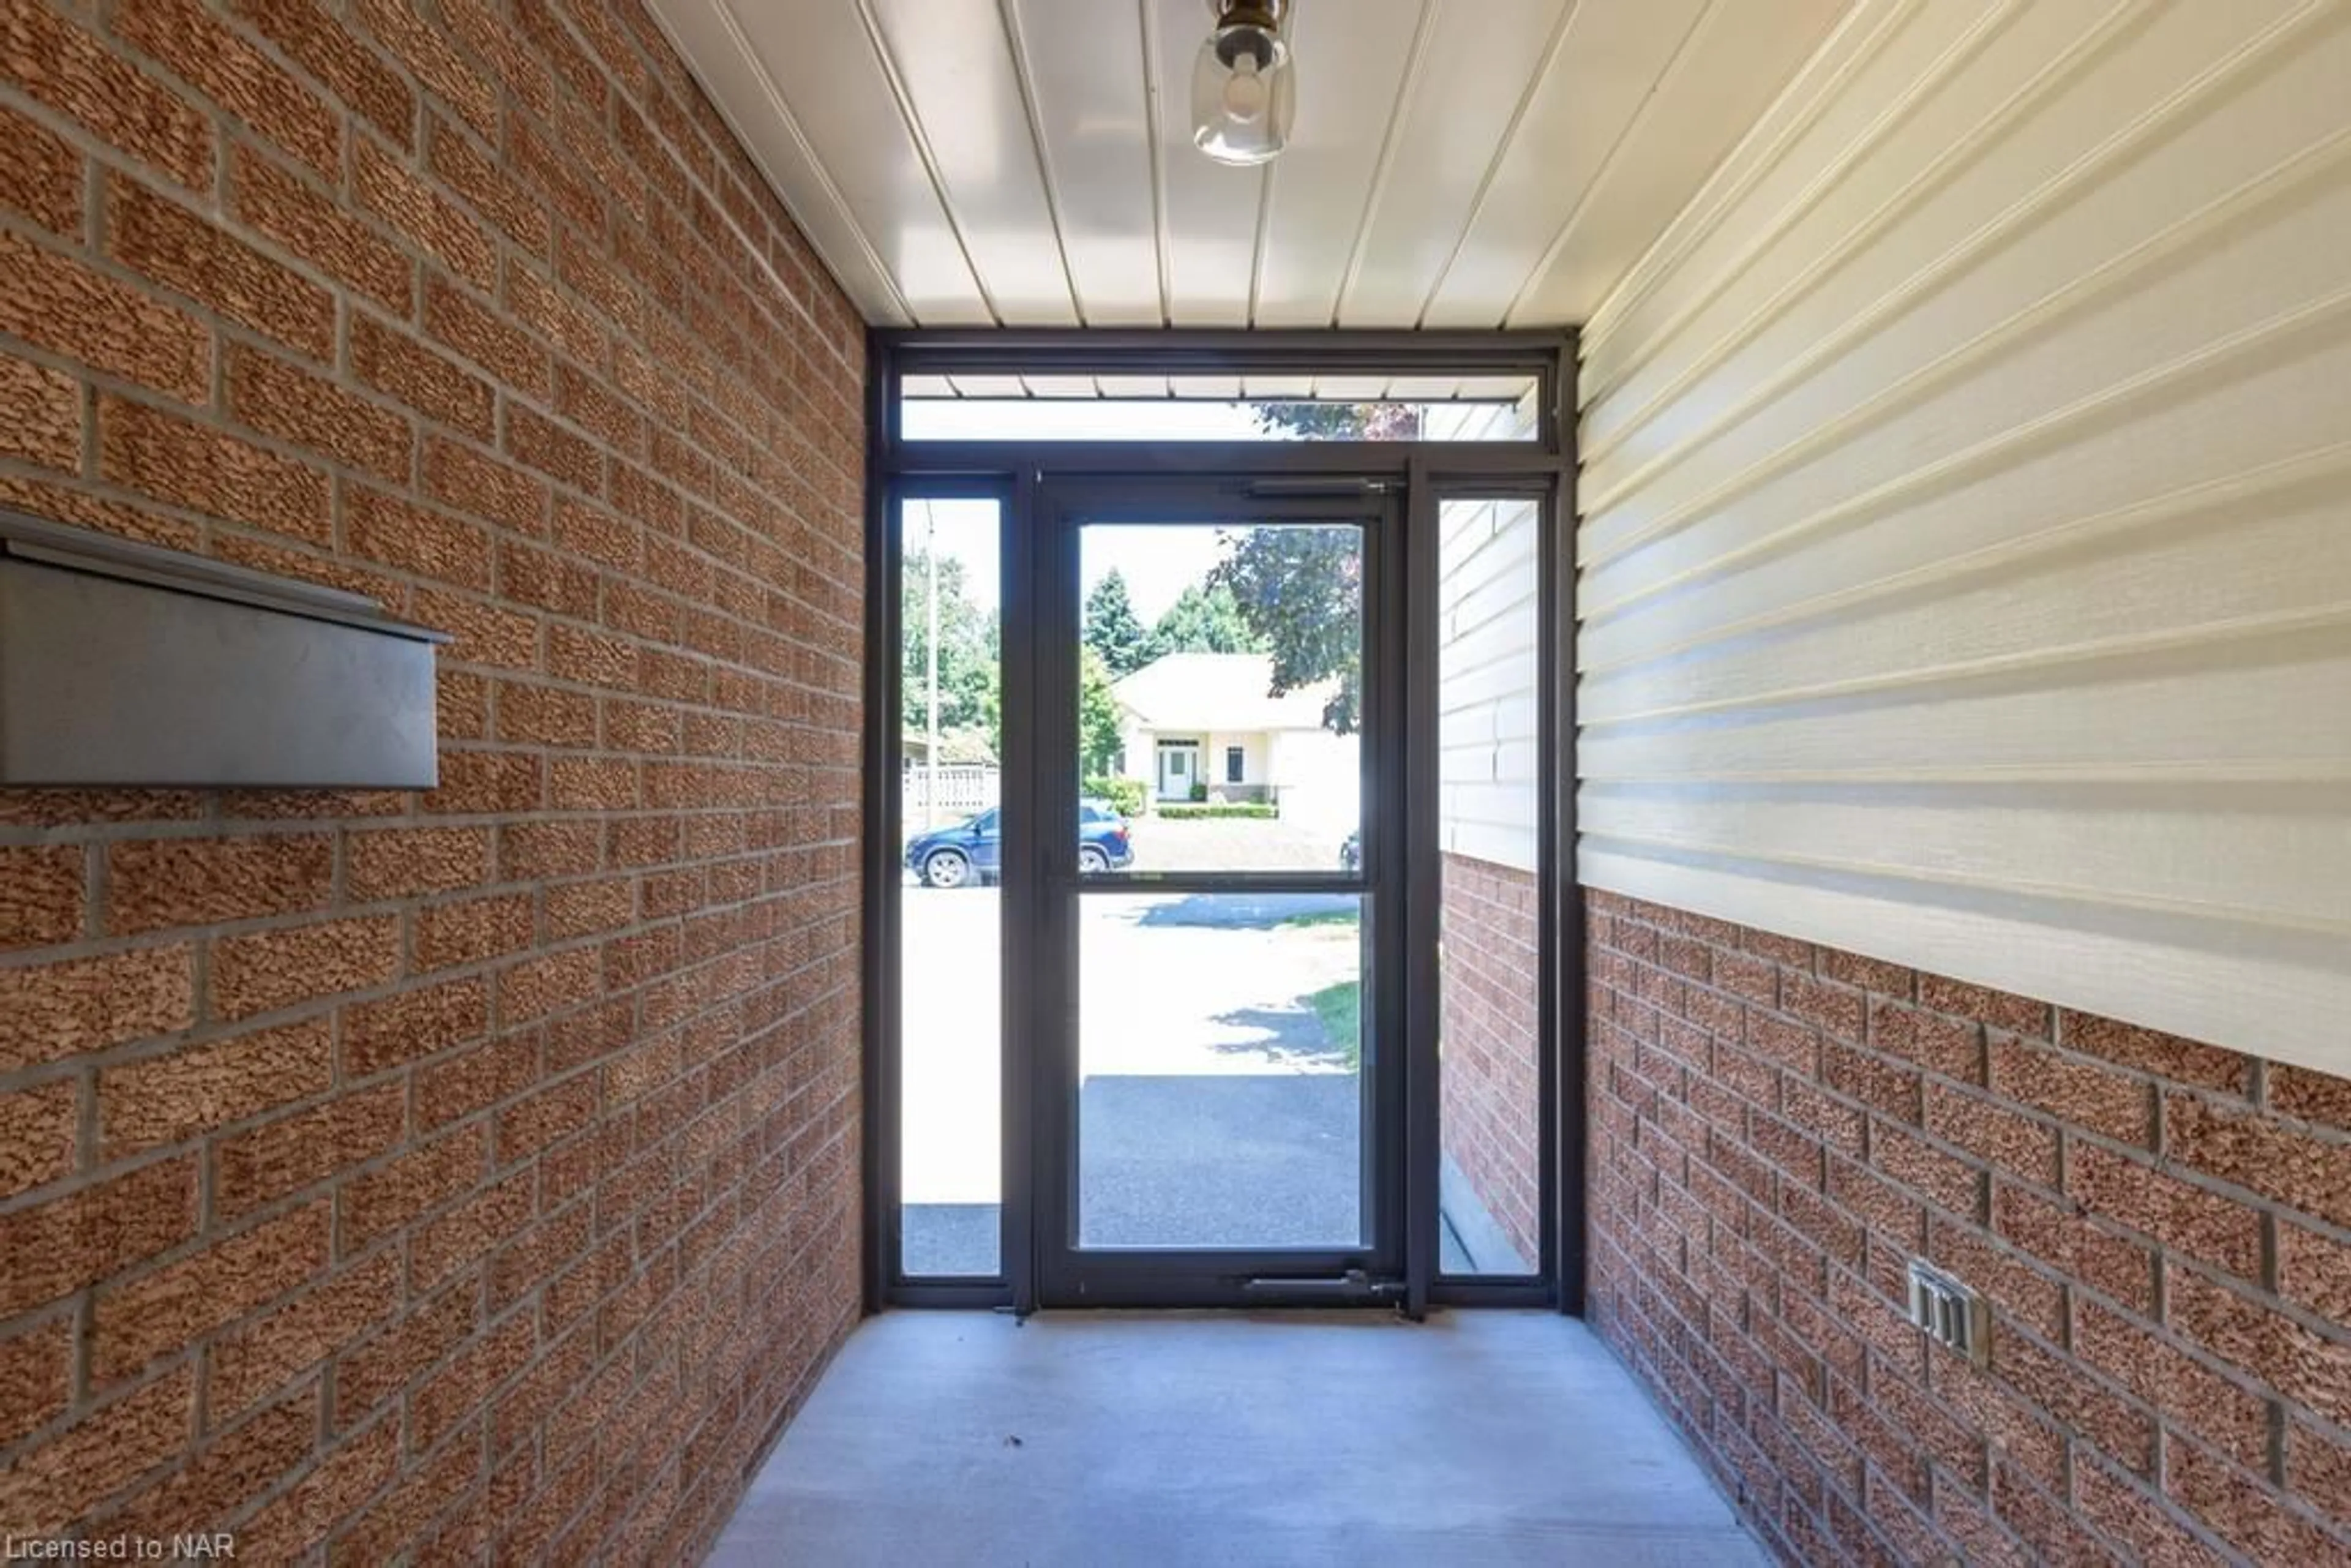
[1111,651,1358,825]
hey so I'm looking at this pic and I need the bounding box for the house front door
[1155,742,1198,801]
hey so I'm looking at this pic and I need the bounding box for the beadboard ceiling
[646,0,1853,329]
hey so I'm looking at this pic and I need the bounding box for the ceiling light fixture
[1192,0,1294,167]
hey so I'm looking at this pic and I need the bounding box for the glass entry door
[1031,479,1406,1306]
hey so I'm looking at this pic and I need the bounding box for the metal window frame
[863,328,1583,1316]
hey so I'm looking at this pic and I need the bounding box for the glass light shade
[1191,26,1295,165]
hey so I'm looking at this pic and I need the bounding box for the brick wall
[1588,890,2351,1566]
[0,1,865,1560]
[1439,852,1541,1270]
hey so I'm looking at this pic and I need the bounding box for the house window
[1224,746,1245,784]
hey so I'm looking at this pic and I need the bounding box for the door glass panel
[1436,497,1544,1276]
[899,498,1002,1278]
[1079,522,1363,875]
[1077,892,1367,1248]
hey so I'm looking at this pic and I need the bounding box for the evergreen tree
[1082,568,1152,676]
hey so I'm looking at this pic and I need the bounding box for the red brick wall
[1439,852,1542,1269]
[0,2,865,1559]
[1588,890,2351,1566]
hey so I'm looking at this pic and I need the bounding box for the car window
[966,809,998,833]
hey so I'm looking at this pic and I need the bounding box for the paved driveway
[900,886,1364,1271]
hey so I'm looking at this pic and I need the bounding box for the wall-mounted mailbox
[0,511,449,789]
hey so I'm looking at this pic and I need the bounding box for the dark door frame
[861,329,1582,1315]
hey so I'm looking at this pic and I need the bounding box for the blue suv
[904,801,1134,888]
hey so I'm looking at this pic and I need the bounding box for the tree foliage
[1146,581,1264,659]
[1210,525,1363,734]
[1077,648,1125,775]
[1082,568,1152,677]
[902,548,999,753]
[1250,402,1422,442]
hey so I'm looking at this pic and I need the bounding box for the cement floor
[705,1310,1765,1567]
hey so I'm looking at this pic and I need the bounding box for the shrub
[1155,803,1278,820]
[1188,780,1208,802]
[1083,776,1147,818]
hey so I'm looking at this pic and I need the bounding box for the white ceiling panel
[1249,0,1425,326]
[863,0,1079,320]
[648,0,1860,330]
[1001,0,1164,323]
[1417,0,1712,328]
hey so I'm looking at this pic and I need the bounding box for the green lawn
[1308,979,1361,1070]
[1277,908,1359,929]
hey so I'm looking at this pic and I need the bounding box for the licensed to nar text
[4,1539,234,1561]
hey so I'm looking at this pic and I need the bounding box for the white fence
[903,764,999,822]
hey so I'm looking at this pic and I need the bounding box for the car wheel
[1077,845,1109,874]
[922,849,971,889]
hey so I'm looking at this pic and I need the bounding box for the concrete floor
[705,1311,1766,1567]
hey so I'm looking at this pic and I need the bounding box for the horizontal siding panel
[1577,1,2351,1069]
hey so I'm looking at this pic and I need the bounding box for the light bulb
[1223,55,1267,123]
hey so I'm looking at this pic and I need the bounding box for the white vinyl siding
[1439,497,1543,872]
[1575,0,2351,1074]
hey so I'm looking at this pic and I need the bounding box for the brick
[228,0,416,146]
[2058,1010,2249,1095]
[2167,1265,2351,1427]
[0,843,83,948]
[414,588,543,672]
[212,1084,405,1218]
[342,975,490,1076]
[115,0,341,178]
[0,4,213,190]
[0,943,197,1071]
[94,1382,317,1543]
[2279,1221,2351,1323]
[347,825,493,901]
[416,891,538,972]
[0,1317,72,1446]
[230,142,411,313]
[412,1171,535,1291]
[1989,1036,2151,1149]
[2165,1090,2351,1231]
[1873,1120,1982,1219]
[347,484,494,590]
[350,313,496,443]
[498,945,603,1024]
[2270,1063,2351,1133]
[0,1079,75,1199]
[342,1125,489,1251]
[425,272,549,395]
[354,133,495,288]
[1778,972,1864,1043]
[2165,1436,2344,1566]
[1929,1219,2063,1341]
[227,342,412,484]
[233,1412,399,1561]
[2066,1142,2262,1281]
[425,432,550,533]
[335,1281,478,1426]
[508,401,604,492]
[1992,1327,2156,1475]
[2072,1299,2270,1466]
[427,114,550,253]
[1924,1082,2056,1186]
[0,348,84,473]
[100,1016,332,1155]
[0,229,209,403]
[2072,1454,2230,1568]
[1921,974,2051,1039]
[107,834,334,936]
[0,1366,195,1536]
[498,679,600,748]
[211,915,400,1021]
[107,173,335,360]
[1990,1180,2153,1313]
[416,1031,542,1130]
[90,1201,327,1384]
[1825,1038,1918,1122]
[338,1408,486,1561]
[205,1253,400,1420]
[99,395,331,546]
[1870,999,1982,1081]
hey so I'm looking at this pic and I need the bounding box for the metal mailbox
[0,511,449,789]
